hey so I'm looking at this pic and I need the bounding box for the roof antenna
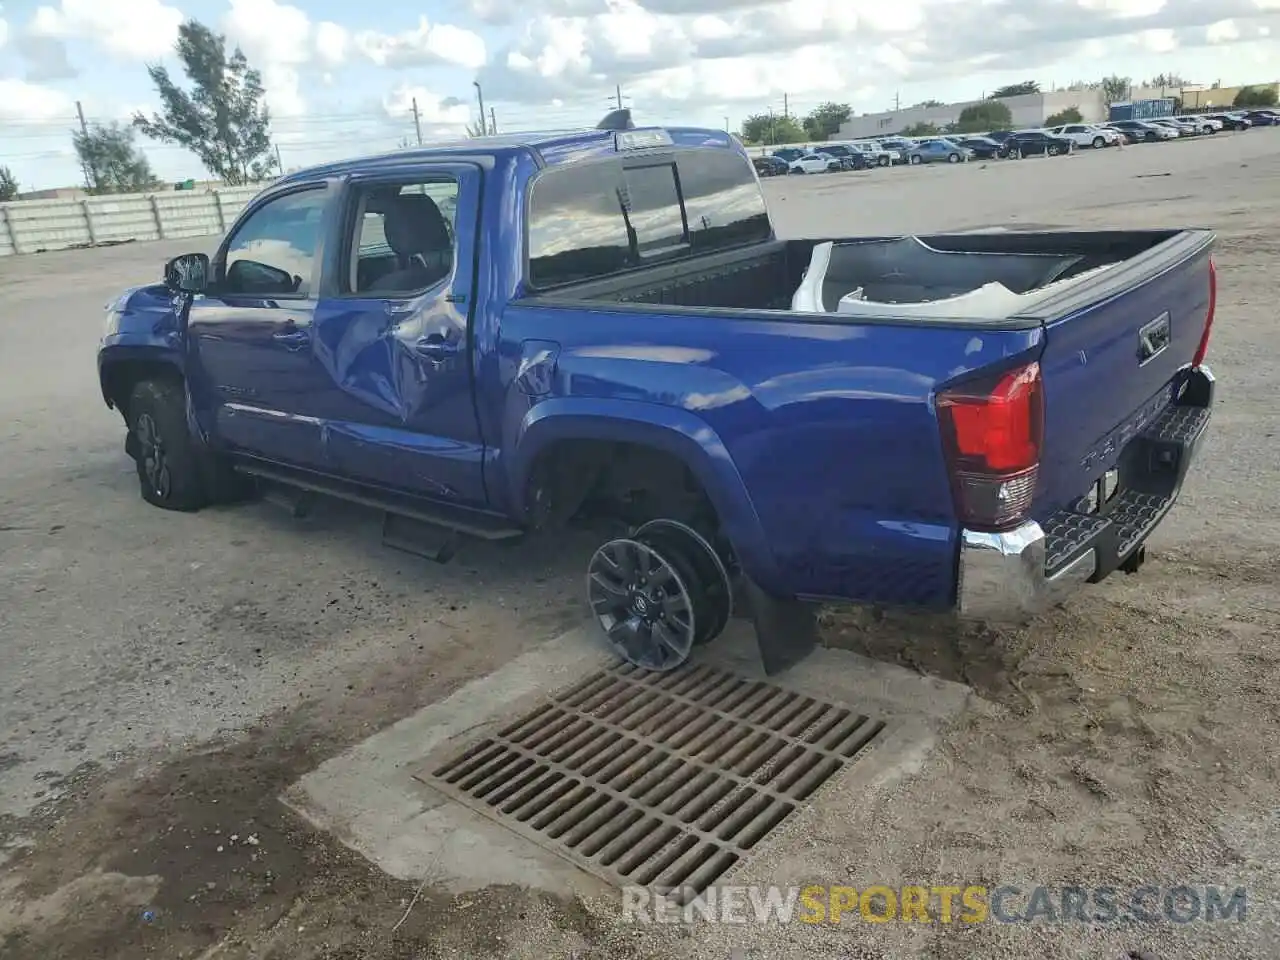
[597,108,635,131]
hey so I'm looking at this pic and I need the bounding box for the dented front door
[306,163,487,506]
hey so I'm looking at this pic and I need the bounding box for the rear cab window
[527,147,771,290]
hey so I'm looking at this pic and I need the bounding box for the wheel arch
[509,398,783,591]
[99,346,185,420]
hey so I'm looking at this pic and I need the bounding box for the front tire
[947,153,960,163]
[909,154,922,165]
[128,379,210,512]
[1092,136,1105,148]
[878,155,889,167]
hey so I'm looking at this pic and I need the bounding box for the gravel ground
[1,130,1278,959]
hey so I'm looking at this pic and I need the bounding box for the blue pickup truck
[98,110,1217,675]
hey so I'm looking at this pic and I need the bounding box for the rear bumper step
[957,365,1213,622]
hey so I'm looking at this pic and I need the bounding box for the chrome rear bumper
[956,364,1214,623]
[956,523,1096,621]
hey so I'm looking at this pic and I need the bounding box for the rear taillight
[937,361,1043,530]
[1193,257,1216,368]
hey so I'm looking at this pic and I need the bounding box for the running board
[232,460,524,542]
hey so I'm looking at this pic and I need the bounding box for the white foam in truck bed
[791,240,1118,319]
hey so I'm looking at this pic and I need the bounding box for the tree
[1101,75,1131,104]
[740,112,806,145]
[991,81,1040,98]
[1234,85,1279,108]
[951,100,1013,134]
[899,122,939,137]
[134,19,276,185]
[1145,73,1187,90]
[0,166,17,201]
[802,102,851,141]
[73,122,160,194]
[915,99,945,107]
[1044,106,1083,127]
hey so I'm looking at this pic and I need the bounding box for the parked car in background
[771,147,806,164]
[1107,119,1178,142]
[1046,123,1122,149]
[1150,118,1197,136]
[955,136,1007,159]
[842,141,894,167]
[1005,130,1075,157]
[817,144,872,170]
[789,152,840,174]
[752,155,788,177]
[877,138,912,163]
[1176,115,1223,134]
[906,138,971,164]
[984,130,1017,145]
[1242,110,1280,126]
[1204,112,1252,130]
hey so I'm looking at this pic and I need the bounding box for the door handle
[272,325,310,350]
[415,333,459,362]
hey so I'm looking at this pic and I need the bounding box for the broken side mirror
[164,252,210,294]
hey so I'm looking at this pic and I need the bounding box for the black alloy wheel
[635,519,733,647]
[588,538,697,671]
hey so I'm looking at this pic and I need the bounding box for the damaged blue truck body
[98,112,1218,674]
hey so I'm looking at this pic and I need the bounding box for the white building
[836,86,1181,139]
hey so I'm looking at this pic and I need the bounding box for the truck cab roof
[276,125,743,185]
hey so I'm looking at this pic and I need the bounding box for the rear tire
[878,156,889,167]
[947,153,959,163]
[909,154,922,165]
[128,379,210,512]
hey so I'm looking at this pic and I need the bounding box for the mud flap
[740,576,818,676]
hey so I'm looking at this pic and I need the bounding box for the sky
[1,0,1279,190]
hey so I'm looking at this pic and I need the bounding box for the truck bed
[526,229,1190,326]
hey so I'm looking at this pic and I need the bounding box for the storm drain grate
[423,661,887,901]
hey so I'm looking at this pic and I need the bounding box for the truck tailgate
[1031,229,1215,547]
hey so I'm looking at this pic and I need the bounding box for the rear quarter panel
[491,304,1042,607]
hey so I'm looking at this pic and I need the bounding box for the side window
[346,179,459,295]
[223,189,326,297]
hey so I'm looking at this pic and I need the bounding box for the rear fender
[509,397,784,593]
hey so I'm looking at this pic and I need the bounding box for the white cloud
[382,84,473,125]
[28,0,182,60]
[0,78,75,122]
[0,17,9,49]
[1206,19,1241,42]
[354,17,487,70]
[315,21,349,65]
[476,0,1280,112]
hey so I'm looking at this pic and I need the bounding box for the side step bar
[232,459,525,544]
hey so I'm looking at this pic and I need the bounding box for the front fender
[509,397,785,594]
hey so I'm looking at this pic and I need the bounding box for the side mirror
[164,252,210,294]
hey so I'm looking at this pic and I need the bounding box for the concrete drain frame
[421,661,887,903]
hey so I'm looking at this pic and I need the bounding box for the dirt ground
[2,131,1279,960]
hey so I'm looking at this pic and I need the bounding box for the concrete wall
[0,185,261,257]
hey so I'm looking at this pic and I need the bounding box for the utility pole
[894,91,900,111]
[724,116,729,132]
[783,93,789,119]
[615,84,624,110]
[75,100,95,191]
[473,82,487,135]
[274,143,284,174]
[489,106,497,135]
[411,97,423,145]
[767,107,776,144]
